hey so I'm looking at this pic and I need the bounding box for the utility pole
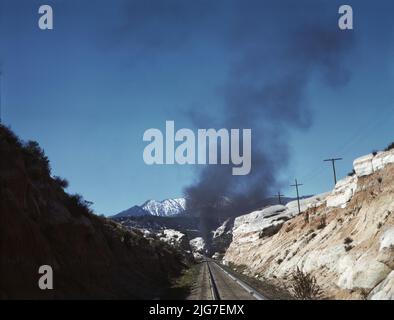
[324,158,343,186]
[290,179,303,214]
[275,191,285,205]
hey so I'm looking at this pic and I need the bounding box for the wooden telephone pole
[324,158,343,185]
[290,179,303,214]
[275,191,285,205]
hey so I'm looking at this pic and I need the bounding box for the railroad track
[203,258,267,300]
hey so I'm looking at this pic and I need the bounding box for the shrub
[304,212,310,224]
[23,140,51,176]
[317,215,326,229]
[122,231,133,248]
[290,267,323,300]
[385,141,394,151]
[344,237,353,245]
[372,150,378,156]
[0,124,23,148]
[54,176,69,189]
[347,169,356,177]
[344,244,354,252]
[64,193,93,217]
[310,232,316,239]
[360,288,370,300]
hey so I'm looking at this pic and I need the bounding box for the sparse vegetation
[343,237,354,252]
[384,141,394,151]
[285,223,295,232]
[0,124,23,147]
[309,232,316,239]
[64,193,93,217]
[317,215,327,229]
[122,231,133,248]
[23,140,52,180]
[347,169,356,177]
[359,288,370,300]
[165,263,200,299]
[344,244,354,252]
[290,267,323,300]
[344,237,353,245]
[304,212,310,224]
[54,176,69,189]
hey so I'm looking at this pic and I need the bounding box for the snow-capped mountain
[142,198,186,217]
[113,198,186,218]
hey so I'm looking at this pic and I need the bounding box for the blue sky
[0,0,393,215]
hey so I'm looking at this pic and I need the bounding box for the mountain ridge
[113,197,186,218]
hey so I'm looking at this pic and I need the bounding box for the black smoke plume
[184,1,354,249]
[113,0,355,249]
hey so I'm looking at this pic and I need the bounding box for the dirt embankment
[0,125,186,299]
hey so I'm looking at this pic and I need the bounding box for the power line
[330,105,394,158]
[290,179,303,214]
[299,104,394,185]
[324,158,343,186]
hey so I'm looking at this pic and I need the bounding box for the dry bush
[317,215,327,229]
[290,267,323,300]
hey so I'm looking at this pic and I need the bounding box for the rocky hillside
[224,147,394,300]
[0,125,186,299]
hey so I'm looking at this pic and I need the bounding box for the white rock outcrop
[378,228,394,269]
[354,149,394,177]
[337,254,391,290]
[224,147,394,300]
[380,228,394,251]
[326,149,394,208]
[232,194,330,244]
[326,175,358,208]
[369,271,394,300]
[353,154,375,177]
[189,237,206,254]
[158,229,191,252]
